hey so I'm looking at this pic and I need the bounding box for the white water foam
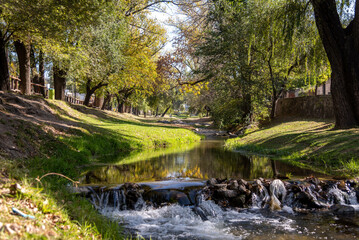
[102,200,296,240]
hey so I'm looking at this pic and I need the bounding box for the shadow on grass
[70,104,181,129]
[230,119,359,177]
[4,119,126,239]
[3,98,200,239]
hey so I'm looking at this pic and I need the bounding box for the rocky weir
[75,139,359,239]
[79,178,359,214]
[75,177,359,239]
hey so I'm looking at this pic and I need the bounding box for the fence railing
[10,76,21,92]
[10,76,47,96]
[10,76,87,105]
[65,95,84,105]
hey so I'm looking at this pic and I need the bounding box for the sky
[149,3,185,53]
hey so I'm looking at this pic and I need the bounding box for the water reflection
[81,140,326,185]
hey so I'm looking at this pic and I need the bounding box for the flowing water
[81,140,359,239]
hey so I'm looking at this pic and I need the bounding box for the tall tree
[38,50,45,97]
[0,29,10,91]
[0,0,105,94]
[311,0,359,128]
[68,10,128,106]
[53,66,67,101]
[14,40,31,94]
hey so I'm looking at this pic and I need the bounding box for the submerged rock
[192,206,208,221]
[227,180,239,190]
[330,204,355,215]
[207,178,217,186]
[123,183,143,209]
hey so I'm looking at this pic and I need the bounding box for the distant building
[315,79,331,96]
[282,79,331,98]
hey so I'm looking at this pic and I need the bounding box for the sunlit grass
[225,119,359,177]
[1,100,200,239]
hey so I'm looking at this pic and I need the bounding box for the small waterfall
[86,182,205,213]
[134,195,145,210]
[251,180,270,208]
[269,179,287,210]
[120,189,127,210]
[349,191,359,205]
[328,186,349,204]
[80,178,359,239]
[83,178,359,225]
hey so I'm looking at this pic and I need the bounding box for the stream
[80,139,359,239]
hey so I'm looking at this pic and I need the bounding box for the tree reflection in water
[81,140,327,185]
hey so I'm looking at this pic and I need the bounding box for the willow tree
[249,0,328,119]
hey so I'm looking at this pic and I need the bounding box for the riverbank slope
[0,92,200,239]
[225,119,359,177]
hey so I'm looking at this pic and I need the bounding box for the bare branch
[125,0,181,16]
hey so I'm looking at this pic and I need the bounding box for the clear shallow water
[101,201,295,240]
[81,140,327,185]
[83,140,359,239]
[101,200,359,240]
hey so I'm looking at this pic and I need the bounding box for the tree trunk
[312,0,359,128]
[84,93,93,106]
[53,66,66,101]
[120,103,125,113]
[155,106,159,117]
[271,160,279,178]
[204,106,211,117]
[270,89,278,120]
[84,79,94,106]
[116,95,124,113]
[242,92,252,124]
[39,51,45,97]
[161,106,171,117]
[84,79,108,106]
[14,40,31,95]
[102,92,112,110]
[94,95,104,109]
[30,46,37,77]
[0,33,10,91]
[116,88,134,113]
[267,47,278,120]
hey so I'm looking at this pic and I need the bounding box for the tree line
[0,0,188,115]
[170,0,359,129]
[1,0,359,129]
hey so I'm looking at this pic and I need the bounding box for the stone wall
[275,95,334,119]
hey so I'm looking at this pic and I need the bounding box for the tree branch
[178,77,208,86]
[125,0,182,16]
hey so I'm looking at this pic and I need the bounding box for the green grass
[97,141,200,166]
[0,99,200,239]
[28,100,201,177]
[225,119,359,177]
[0,160,123,240]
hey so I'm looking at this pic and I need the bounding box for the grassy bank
[225,119,359,177]
[0,94,200,239]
